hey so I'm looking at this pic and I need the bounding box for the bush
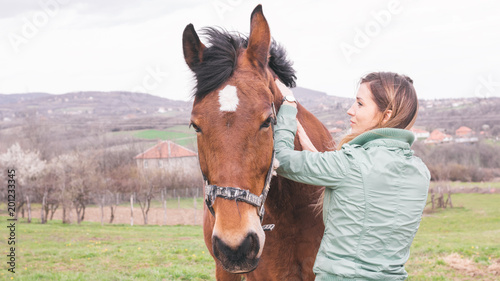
[413,140,500,182]
[448,164,470,182]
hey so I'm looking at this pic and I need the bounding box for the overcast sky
[1,0,499,101]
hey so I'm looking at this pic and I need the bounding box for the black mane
[190,27,296,100]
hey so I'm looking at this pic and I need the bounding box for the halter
[203,102,278,232]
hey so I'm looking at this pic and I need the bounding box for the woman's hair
[314,72,419,214]
[337,72,419,148]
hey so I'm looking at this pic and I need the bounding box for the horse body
[183,5,334,280]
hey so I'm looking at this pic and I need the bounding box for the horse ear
[182,24,206,70]
[247,5,271,68]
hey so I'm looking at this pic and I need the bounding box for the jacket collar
[348,128,415,149]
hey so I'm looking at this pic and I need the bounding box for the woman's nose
[347,104,355,117]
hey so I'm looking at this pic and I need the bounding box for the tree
[50,153,78,224]
[135,168,163,225]
[0,143,46,221]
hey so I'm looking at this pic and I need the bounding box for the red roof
[426,129,452,142]
[410,127,428,134]
[456,126,473,136]
[135,141,197,159]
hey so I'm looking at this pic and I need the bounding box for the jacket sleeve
[274,105,352,188]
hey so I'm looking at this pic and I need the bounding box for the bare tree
[135,168,163,225]
[51,153,79,224]
[38,170,59,223]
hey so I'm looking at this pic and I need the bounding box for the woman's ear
[382,110,392,124]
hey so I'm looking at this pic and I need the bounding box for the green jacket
[274,105,430,281]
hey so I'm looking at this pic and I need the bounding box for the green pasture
[133,129,195,147]
[1,220,213,281]
[407,193,500,280]
[1,193,499,280]
[113,125,197,148]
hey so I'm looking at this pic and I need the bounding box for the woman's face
[347,83,383,134]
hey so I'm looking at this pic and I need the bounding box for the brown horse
[182,5,334,280]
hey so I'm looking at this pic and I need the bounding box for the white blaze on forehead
[218,85,239,112]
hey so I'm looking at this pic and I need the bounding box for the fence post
[447,186,453,208]
[130,194,134,226]
[41,192,47,224]
[431,188,435,210]
[162,189,167,226]
[26,195,31,223]
[194,195,197,225]
[100,195,105,226]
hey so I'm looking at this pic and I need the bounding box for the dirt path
[32,206,204,225]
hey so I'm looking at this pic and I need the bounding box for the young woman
[274,72,430,280]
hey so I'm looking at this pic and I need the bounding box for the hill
[1,89,500,158]
[294,89,500,135]
[0,91,191,118]
[0,92,52,105]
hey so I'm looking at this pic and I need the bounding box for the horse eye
[260,117,272,129]
[190,122,202,133]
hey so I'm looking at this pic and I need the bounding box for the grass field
[407,193,500,280]
[1,193,499,280]
[132,129,196,148]
[430,181,500,189]
[113,125,197,148]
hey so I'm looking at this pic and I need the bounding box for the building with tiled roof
[135,141,197,160]
[424,129,453,144]
[410,127,430,140]
[454,126,478,143]
[135,141,201,178]
[455,126,474,137]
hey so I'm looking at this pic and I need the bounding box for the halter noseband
[203,102,277,232]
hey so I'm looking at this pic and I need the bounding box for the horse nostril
[213,233,260,262]
[242,232,259,260]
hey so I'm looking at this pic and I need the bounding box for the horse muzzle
[212,232,261,273]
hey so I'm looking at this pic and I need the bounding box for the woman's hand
[297,120,318,152]
[276,79,297,108]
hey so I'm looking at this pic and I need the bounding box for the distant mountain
[0,92,52,105]
[0,91,191,119]
[292,86,353,129]
[1,89,499,135]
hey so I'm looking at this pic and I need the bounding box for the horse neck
[296,104,336,152]
[266,91,334,218]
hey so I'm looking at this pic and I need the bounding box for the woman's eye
[357,102,363,106]
[190,123,202,133]
[261,117,272,129]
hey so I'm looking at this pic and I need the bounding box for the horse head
[182,5,295,273]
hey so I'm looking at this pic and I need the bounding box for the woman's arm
[274,104,352,187]
[277,79,319,153]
